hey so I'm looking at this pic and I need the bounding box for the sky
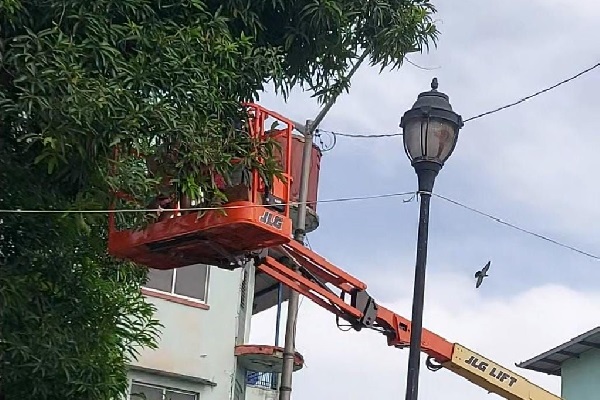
[249,1,600,399]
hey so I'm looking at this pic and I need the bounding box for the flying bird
[475,261,491,289]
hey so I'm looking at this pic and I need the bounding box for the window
[144,264,209,303]
[130,382,198,400]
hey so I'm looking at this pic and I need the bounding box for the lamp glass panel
[424,119,457,163]
[402,119,425,161]
[403,118,457,162]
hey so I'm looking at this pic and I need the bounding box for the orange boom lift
[108,103,561,400]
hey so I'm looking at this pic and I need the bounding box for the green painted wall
[561,348,600,400]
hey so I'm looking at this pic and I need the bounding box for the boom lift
[108,103,561,400]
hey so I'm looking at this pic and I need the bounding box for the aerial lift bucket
[107,103,295,270]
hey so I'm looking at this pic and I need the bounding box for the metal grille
[245,371,277,390]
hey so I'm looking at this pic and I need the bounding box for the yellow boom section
[443,344,561,400]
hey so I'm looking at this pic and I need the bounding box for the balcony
[246,370,277,390]
[245,371,278,400]
[235,344,304,374]
[239,345,305,400]
[252,269,291,315]
[253,246,298,315]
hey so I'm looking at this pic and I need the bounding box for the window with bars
[129,382,199,400]
[144,264,210,303]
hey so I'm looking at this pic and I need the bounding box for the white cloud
[248,4,600,396]
[257,0,600,244]
[249,269,600,399]
[534,0,600,19]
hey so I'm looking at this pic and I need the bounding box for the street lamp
[399,77,463,400]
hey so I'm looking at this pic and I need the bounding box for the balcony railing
[246,371,278,390]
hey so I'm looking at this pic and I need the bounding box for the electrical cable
[3,186,596,261]
[297,235,310,312]
[304,235,312,250]
[316,59,600,138]
[316,128,402,139]
[426,356,443,372]
[292,189,600,264]
[433,193,600,261]
[314,130,337,152]
[463,60,600,123]
[335,291,354,332]
[293,235,360,333]
[302,235,380,334]
[0,191,417,215]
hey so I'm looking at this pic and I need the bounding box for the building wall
[234,262,257,400]
[128,264,247,400]
[127,368,214,399]
[245,386,279,400]
[561,348,600,400]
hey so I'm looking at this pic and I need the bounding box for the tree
[0,0,438,398]
[0,146,161,399]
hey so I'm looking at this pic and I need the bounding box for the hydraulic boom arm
[256,240,561,400]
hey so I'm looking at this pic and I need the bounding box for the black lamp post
[400,78,463,400]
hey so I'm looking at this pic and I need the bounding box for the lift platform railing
[107,103,296,270]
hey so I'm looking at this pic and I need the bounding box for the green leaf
[1,1,438,397]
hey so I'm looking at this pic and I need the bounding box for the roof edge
[517,326,600,373]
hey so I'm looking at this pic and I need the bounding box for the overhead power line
[317,59,600,138]
[2,189,597,262]
[463,60,600,123]
[0,191,416,215]
[432,193,600,261]
[316,129,402,139]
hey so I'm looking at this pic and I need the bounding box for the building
[125,260,302,400]
[518,326,600,400]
